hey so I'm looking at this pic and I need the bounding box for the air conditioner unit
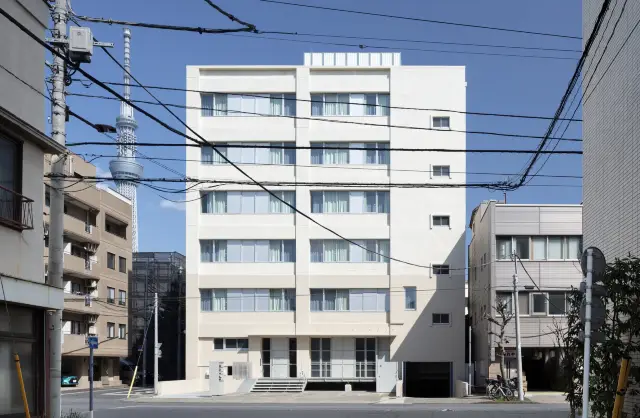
[87,280,98,289]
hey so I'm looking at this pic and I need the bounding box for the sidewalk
[131,391,493,405]
[61,384,127,394]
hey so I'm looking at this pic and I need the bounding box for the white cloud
[94,165,111,190]
[159,200,186,211]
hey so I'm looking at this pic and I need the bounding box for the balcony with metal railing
[0,184,34,231]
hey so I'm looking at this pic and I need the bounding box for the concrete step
[251,378,307,393]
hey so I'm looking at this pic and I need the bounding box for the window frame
[548,292,567,316]
[405,286,417,310]
[118,290,127,306]
[107,252,116,270]
[118,324,126,339]
[530,293,548,316]
[431,214,451,228]
[118,256,127,273]
[107,287,115,304]
[107,322,115,338]
[431,165,451,178]
[213,338,249,351]
[432,264,450,276]
[432,313,451,325]
[432,116,451,129]
[311,93,390,117]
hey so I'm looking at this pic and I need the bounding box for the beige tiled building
[44,154,132,388]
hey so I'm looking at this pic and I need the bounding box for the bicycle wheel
[489,385,500,399]
[502,387,515,401]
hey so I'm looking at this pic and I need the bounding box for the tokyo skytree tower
[109,28,143,252]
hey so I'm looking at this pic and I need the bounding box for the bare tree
[486,296,514,379]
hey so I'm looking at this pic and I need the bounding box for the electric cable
[65,141,584,155]
[70,80,583,123]
[258,0,582,40]
[78,153,583,179]
[513,0,612,187]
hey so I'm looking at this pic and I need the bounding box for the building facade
[468,201,582,390]
[44,154,132,389]
[0,0,66,416]
[582,0,640,261]
[129,252,186,383]
[185,52,466,397]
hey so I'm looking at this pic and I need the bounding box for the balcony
[0,184,34,231]
[44,212,100,244]
[64,292,99,315]
[63,253,100,280]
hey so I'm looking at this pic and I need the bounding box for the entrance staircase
[250,378,307,393]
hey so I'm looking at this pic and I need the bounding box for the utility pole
[582,248,594,418]
[468,325,472,395]
[154,292,159,395]
[48,0,69,416]
[512,252,524,401]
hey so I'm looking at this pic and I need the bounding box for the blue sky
[62,0,583,254]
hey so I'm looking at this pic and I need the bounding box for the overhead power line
[66,141,583,155]
[523,0,628,184]
[44,174,581,190]
[72,79,583,123]
[277,31,583,53]
[67,92,583,142]
[0,5,550,268]
[201,0,257,31]
[514,0,613,186]
[225,32,578,61]
[259,0,582,40]
[78,153,583,179]
[73,14,258,34]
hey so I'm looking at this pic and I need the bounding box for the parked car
[61,375,79,387]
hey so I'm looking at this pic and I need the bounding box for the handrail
[0,184,34,230]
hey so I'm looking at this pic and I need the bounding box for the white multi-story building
[185,53,466,397]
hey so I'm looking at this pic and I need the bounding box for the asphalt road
[62,389,572,418]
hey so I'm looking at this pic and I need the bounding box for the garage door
[405,362,451,398]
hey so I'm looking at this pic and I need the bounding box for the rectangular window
[213,338,224,350]
[432,215,450,227]
[532,293,547,315]
[519,292,530,315]
[310,240,389,263]
[514,236,530,260]
[311,93,389,116]
[201,93,228,116]
[497,236,583,261]
[201,142,296,165]
[310,289,388,312]
[405,287,417,310]
[119,324,126,339]
[496,292,513,313]
[119,290,126,306]
[200,240,295,262]
[548,237,564,259]
[118,256,127,273]
[566,237,582,259]
[311,191,388,214]
[432,165,450,177]
[432,313,450,325]
[433,264,450,275]
[200,289,294,312]
[269,93,296,116]
[107,252,115,270]
[107,287,115,304]
[107,322,115,338]
[496,236,512,260]
[311,142,389,165]
[548,292,567,315]
[532,237,547,260]
[433,116,451,129]
[212,338,249,351]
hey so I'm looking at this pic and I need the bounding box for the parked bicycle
[485,375,523,401]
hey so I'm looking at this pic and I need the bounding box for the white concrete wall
[185,56,466,382]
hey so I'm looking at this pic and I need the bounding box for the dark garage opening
[405,362,451,398]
